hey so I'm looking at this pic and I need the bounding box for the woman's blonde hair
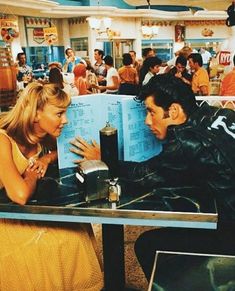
[0,82,70,145]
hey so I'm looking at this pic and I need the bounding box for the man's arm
[199,85,209,96]
[118,140,192,193]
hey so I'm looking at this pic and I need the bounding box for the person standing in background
[93,49,106,86]
[62,48,81,73]
[142,56,162,85]
[93,55,119,94]
[199,47,212,69]
[220,54,235,109]
[118,53,139,95]
[165,46,192,72]
[129,50,141,75]
[188,53,210,96]
[220,54,235,96]
[139,47,155,85]
[168,55,192,86]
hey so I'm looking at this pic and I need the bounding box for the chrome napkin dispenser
[76,160,109,202]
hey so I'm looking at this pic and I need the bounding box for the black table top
[0,167,217,229]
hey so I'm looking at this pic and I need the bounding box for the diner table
[0,167,217,291]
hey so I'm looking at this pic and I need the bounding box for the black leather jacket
[119,103,235,219]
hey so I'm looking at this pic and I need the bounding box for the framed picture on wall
[175,25,185,42]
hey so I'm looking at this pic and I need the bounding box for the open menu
[57,94,162,169]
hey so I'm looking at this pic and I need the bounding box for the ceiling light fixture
[86,0,118,39]
[142,1,159,39]
[87,16,118,39]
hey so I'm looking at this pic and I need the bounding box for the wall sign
[175,25,185,42]
[43,26,58,45]
[0,19,19,43]
[218,51,231,66]
[33,28,45,44]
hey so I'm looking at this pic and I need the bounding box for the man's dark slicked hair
[188,53,203,67]
[138,74,198,117]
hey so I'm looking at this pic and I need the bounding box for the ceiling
[125,1,232,11]
[0,0,232,18]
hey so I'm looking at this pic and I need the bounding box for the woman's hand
[27,157,49,178]
[70,136,101,163]
[90,83,99,89]
[24,166,43,180]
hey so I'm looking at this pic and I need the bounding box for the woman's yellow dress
[0,130,103,290]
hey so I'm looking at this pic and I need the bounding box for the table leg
[102,224,125,291]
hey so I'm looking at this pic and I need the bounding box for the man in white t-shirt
[93,55,119,94]
[200,47,212,67]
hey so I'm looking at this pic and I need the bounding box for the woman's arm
[135,71,139,85]
[32,135,58,177]
[0,134,41,205]
[28,150,58,178]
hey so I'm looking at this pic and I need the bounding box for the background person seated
[73,63,91,95]
[16,52,33,88]
[62,48,81,73]
[49,67,78,97]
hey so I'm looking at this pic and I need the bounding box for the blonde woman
[0,83,103,291]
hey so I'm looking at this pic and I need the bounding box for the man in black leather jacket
[118,74,235,281]
[70,74,235,281]
[119,76,235,217]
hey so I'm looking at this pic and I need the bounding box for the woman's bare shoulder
[0,132,12,151]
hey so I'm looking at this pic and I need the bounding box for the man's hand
[175,72,182,79]
[67,56,74,63]
[70,136,101,163]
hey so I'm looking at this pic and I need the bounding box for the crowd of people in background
[14,46,235,99]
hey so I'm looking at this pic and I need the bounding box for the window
[185,38,225,56]
[142,39,173,62]
[24,46,64,70]
[71,37,88,58]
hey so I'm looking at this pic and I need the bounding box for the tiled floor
[93,224,157,291]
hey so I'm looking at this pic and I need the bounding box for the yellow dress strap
[0,130,42,185]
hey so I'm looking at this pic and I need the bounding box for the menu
[57,94,162,169]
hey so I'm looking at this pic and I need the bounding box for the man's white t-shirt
[106,67,119,93]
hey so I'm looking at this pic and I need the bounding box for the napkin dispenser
[76,160,109,202]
